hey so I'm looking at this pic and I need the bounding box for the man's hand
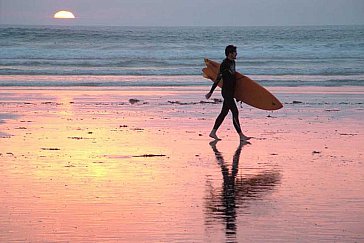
[205,92,212,99]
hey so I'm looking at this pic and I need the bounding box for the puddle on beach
[0,88,363,242]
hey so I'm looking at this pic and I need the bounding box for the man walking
[205,45,250,141]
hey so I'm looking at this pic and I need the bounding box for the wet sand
[0,86,363,242]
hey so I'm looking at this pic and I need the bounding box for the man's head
[225,45,237,60]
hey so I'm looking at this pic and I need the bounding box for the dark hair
[225,45,237,56]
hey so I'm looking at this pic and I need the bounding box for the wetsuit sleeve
[208,62,224,93]
[209,73,221,93]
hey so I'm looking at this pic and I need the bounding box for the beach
[0,86,363,242]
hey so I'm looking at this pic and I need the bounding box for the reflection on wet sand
[205,140,281,242]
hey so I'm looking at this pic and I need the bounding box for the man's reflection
[205,140,280,241]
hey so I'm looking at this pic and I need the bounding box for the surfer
[205,45,250,141]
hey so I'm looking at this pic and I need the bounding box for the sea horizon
[1,23,364,27]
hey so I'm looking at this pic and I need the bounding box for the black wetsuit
[209,58,242,133]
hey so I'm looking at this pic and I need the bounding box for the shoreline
[1,84,364,91]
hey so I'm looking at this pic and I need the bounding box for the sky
[0,0,364,26]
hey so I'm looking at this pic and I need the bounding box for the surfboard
[203,58,283,111]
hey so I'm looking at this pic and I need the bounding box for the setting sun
[54,10,75,19]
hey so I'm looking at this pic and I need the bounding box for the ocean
[1,25,363,87]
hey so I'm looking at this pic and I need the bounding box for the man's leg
[210,99,229,140]
[230,99,242,134]
[230,99,251,141]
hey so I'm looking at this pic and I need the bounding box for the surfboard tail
[203,73,210,79]
[202,68,212,79]
[203,65,220,81]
